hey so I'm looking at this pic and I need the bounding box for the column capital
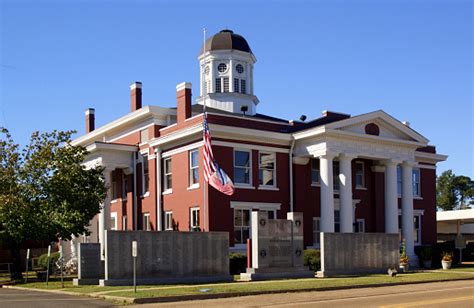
[402,160,416,168]
[339,153,357,161]
[382,159,402,167]
[317,151,339,160]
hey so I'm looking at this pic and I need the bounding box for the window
[165,211,173,231]
[234,78,239,93]
[334,210,340,232]
[142,155,149,194]
[143,213,151,231]
[164,158,172,191]
[140,129,149,143]
[215,78,222,93]
[355,219,365,233]
[311,158,320,184]
[355,161,365,188]
[413,168,421,197]
[259,152,276,187]
[111,171,118,199]
[223,77,229,92]
[189,150,199,186]
[234,150,251,185]
[333,161,340,191]
[236,64,244,74]
[110,212,117,230]
[122,174,128,199]
[234,209,250,245]
[313,217,320,245]
[122,216,128,231]
[241,79,246,94]
[397,166,422,197]
[217,63,227,73]
[398,214,422,245]
[414,215,421,244]
[190,207,200,231]
[267,210,276,219]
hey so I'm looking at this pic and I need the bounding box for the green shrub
[229,252,247,275]
[37,252,60,273]
[304,249,320,272]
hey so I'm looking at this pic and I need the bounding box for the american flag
[203,111,235,195]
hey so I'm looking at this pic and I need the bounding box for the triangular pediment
[326,110,429,144]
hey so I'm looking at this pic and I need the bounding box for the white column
[339,154,355,233]
[229,59,234,92]
[384,160,399,234]
[401,161,417,264]
[98,168,112,260]
[319,153,336,232]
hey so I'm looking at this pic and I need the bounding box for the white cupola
[196,29,259,115]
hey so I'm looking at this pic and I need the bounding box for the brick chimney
[130,81,142,112]
[176,82,192,123]
[85,108,95,133]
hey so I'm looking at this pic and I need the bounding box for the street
[1,280,473,307]
[133,280,474,308]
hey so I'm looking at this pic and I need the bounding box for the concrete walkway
[0,287,112,308]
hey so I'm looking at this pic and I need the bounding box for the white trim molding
[230,201,281,211]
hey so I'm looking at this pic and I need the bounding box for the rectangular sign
[455,236,466,249]
[47,245,51,257]
[132,241,138,257]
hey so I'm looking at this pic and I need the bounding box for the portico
[292,110,440,265]
[82,142,137,258]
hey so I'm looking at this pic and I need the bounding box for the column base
[408,254,419,267]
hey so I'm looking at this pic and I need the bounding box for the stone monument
[73,243,103,285]
[240,212,314,281]
[317,232,399,277]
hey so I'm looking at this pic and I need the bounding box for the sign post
[59,244,64,288]
[46,245,51,286]
[132,241,138,293]
[25,249,30,283]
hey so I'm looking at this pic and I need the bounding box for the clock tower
[197,30,259,115]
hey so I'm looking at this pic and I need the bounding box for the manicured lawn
[15,270,474,300]
[104,271,474,299]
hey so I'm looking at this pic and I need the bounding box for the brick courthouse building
[71,30,446,262]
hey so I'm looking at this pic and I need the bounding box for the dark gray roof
[200,30,252,55]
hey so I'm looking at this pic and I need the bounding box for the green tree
[437,170,473,211]
[0,128,106,280]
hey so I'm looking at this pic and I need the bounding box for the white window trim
[233,149,253,186]
[258,151,277,189]
[413,168,421,198]
[143,212,151,231]
[110,212,117,231]
[356,218,365,233]
[122,215,128,231]
[190,207,200,231]
[233,208,252,249]
[189,149,199,188]
[231,202,281,249]
[141,152,150,196]
[165,211,173,231]
[397,209,424,245]
[355,161,365,189]
[163,157,172,192]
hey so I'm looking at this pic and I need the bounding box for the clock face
[204,66,210,75]
[217,63,227,73]
[236,64,244,74]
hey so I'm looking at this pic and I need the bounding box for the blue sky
[1,0,472,178]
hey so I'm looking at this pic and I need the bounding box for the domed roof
[200,29,253,55]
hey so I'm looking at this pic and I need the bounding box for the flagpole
[202,27,208,232]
